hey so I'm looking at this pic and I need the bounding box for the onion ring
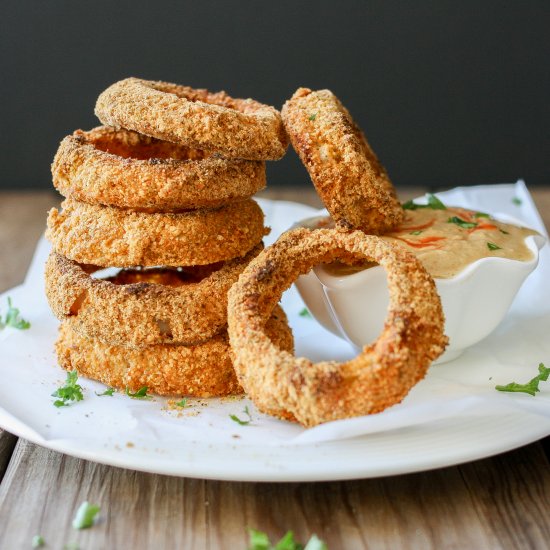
[95,77,288,160]
[52,127,266,211]
[46,198,268,267]
[45,245,262,348]
[56,305,293,397]
[227,228,447,427]
[281,88,404,234]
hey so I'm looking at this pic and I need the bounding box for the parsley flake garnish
[512,197,522,206]
[487,242,502,251]
[299,307,312,318]
[248,529,328,550]
[275,531,302,550]
[95,387,115,397]
[230,405,252,426]
[304,535,328,550]
[0,297,30,330]
[72,501,100,529]
[496,363,550,396]
[249,529,271,549]
[409,230,423,235]
[447,216,478,229]
[402,193,446,211]
[426,193,447,209]
[499,228,510,235]
[474,212,490,218]
[32,535,45,548]
[125,386,152,400]
[309,113,317,121]
[52,370,84,408]
[175,398,187,408]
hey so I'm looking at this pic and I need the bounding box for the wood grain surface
[0,187,549,549]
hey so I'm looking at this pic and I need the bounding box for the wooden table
[0,187,549,549]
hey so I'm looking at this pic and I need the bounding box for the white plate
[0,184,549,481]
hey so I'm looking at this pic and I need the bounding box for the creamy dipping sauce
[321,206,539,279]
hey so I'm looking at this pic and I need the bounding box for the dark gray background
[1,1,548,190]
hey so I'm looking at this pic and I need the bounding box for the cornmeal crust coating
[281,88,404,234]
[52,127,266,211]
[228,228,447,427]
[45,246,262,348]
[56,306,293,397]
[95,78,288,161]
[46,198,268,267]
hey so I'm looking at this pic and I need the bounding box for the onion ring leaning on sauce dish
[52,127,266,211]
[95,78,288,161]
[56,306,293,397]
[228,228,447,427]
[45,246,262,348]
[46,198,268,268]
[281,88,404,234]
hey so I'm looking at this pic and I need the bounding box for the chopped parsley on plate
[52,370,84,408]
[230,405,252,426]
[0,297,30,330]
[496,363,549,396]
[125,386,152,400]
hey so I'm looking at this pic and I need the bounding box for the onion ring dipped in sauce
[45,245,263,348]
[95,78,288,160]
[46,198,268,268]
[56,305,293,398]
[281,88,404,234]
[52,127,266,211]
[228,228,447,427]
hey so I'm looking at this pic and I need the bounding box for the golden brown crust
[227,227,447,427]
[46,198,268,267]
[95,77,288,160]
[52,127,266,211]
[45,246,262,347]
[55,306,293,397]
[281,88,404,234]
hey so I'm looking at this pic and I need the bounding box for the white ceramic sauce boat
[294,215,546,364]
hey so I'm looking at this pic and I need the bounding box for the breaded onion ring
[95,77,288,160]
[228,228,447,427]
[52,127,266,211]
[56,306,293,397]
[46,198,268,267]
[281,88,404,234]
[45,246,262,348]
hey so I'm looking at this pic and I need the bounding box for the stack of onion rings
[95,77,288,160]
[281,88,404,234]
[228,228,447,427]
[53,127,266,211]
[45,77,290,397]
